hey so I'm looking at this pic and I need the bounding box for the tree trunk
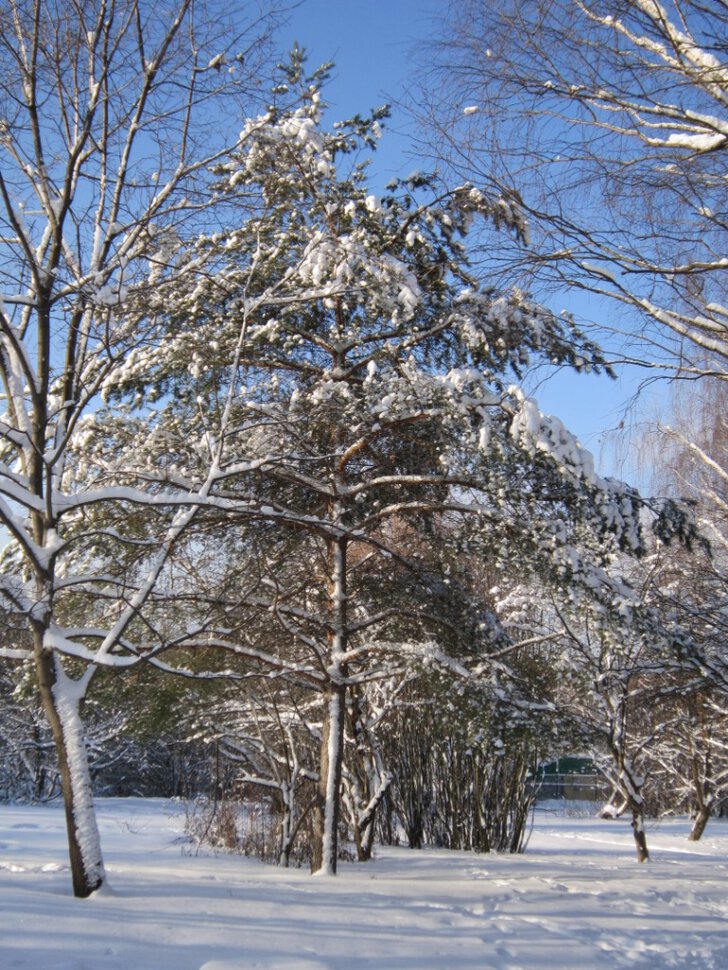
[630,807,649,863]
[312,532,348,875]
[35,649,105,897]
[279,794,293,867]
[355,771,392,861]
[688,729,712,842]
[355,823,373,862]
[688,805,711,842]
[312,683,346,875]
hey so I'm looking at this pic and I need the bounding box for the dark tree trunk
[630,807,649,863]
[688,726,712,842]
[688,805,711,842]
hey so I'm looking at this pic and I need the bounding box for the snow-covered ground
[1,799,727,970]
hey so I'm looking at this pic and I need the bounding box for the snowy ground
[1,799,727,970]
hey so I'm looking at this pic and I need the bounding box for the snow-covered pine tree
[108,53,689,873]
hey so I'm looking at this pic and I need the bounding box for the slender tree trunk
[345,691,391,863]
[355,823,372,862]
[312,531,349,875]
[312,682,346,874]
[35,646,105,897]
[279,792,293,867]
[688,729,712,842]
[356,812,378,862]
[630,806,649,863]
[605,704,649,862]
[355,771,393,861]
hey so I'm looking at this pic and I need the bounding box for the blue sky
[280,1,658,484]
[283,0,439,188]
[285,1,437,116]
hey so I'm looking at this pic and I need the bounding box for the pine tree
[108,53,683,873]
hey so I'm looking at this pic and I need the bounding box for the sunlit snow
[1,799,727,969]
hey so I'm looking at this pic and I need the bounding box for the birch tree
[421,0,728,378]
[638,377,728,835]
[0,0,279,897]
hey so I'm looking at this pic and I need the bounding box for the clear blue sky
[280,1,659,485]
[284,1,437,116]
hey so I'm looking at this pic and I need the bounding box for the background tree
[494,546,693,863]
[419,0,728,378]
[637,376,728,835]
